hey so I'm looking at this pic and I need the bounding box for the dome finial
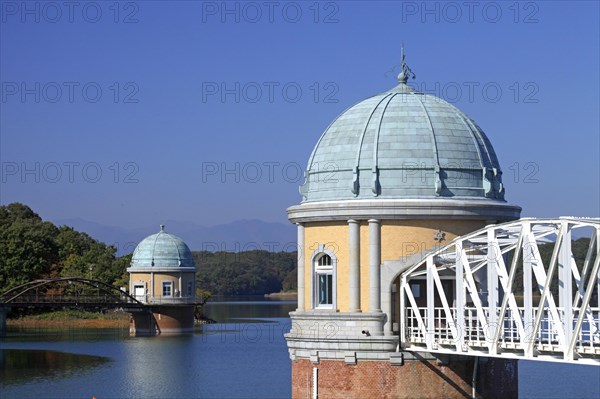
[397,43,416,84]
[160,224,165,232]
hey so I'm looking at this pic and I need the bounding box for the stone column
[348,219,361,312]
[178,273,182,297]
[368,219,381,312]
[297,223,305,311]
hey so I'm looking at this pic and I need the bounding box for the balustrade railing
[7,294,140,304]
[405,306,600,354]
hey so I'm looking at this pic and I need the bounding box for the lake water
[1,297,599,399]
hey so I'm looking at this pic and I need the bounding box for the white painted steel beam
[399,218,600,365]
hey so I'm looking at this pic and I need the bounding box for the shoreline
[7,313,215,329]
[6,310,131,329]
[7,318,130,329]
[263,291,298,300]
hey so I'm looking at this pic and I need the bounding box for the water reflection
[0,298,295,398]
[122,335,196,398]
[5,326,129,342]
[0,298,598,399]
[0,349,109,385]
[203,296,296,323]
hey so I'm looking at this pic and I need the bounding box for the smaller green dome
[130,225,195,269]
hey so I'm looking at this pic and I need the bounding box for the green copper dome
[300,77,506,203]
[130,225,195,269]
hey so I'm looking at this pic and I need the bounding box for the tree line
[2,202,593,299]
[0,203,130,291]
[193,250,297,296]
[510,236,594,300]
[0,203,297,296]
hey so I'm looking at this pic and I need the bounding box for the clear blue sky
[1,1,599,228]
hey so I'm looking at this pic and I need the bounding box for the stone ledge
[289,311,387,338]
[286,334,399,357]
[390,352,404,366]
[290,311,386,322]
[288,198,521,223]
[344,351,357,365]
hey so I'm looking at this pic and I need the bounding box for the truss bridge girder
[399,217,600,366]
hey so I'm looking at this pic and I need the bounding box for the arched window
[312,247,336,309]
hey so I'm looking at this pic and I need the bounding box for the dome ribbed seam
[372,93,398,195]
[171,235,183,266]
[306,101,361,172]
[354,93,393,169]
[456,110,493,168]
[151,232,161,267]
[352,93,394,196]
[411,93,441,190]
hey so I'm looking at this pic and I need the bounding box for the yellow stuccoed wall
[304,222,350,310]
[304,219,487,312]
[130,272,195,297]
[379,219,487,263]
[129,273,149,289]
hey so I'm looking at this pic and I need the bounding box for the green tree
[193,250,297,296]
[0,204,59,289]
[0,203,130,292]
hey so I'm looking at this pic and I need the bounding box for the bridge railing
[132,294,204,305]
[6,294,143,305]
[405,306,600,354]
[398,218,600,365]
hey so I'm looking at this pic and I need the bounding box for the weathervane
[398,43,416,84]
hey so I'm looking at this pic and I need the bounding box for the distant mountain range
[55,218,296,255]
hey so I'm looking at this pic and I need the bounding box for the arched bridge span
[0,277,146,311]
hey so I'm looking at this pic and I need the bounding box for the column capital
[348,219,359,225]
[368,219,380,224]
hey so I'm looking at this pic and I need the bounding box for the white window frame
[133,282,146,302]
[162,281,173,298]
[311,244,337,310]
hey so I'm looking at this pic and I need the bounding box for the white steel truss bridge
[399,217,600,365]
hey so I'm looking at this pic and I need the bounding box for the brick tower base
[129,305,195,336]
[152,305,195,334]
[291,354,518,399]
